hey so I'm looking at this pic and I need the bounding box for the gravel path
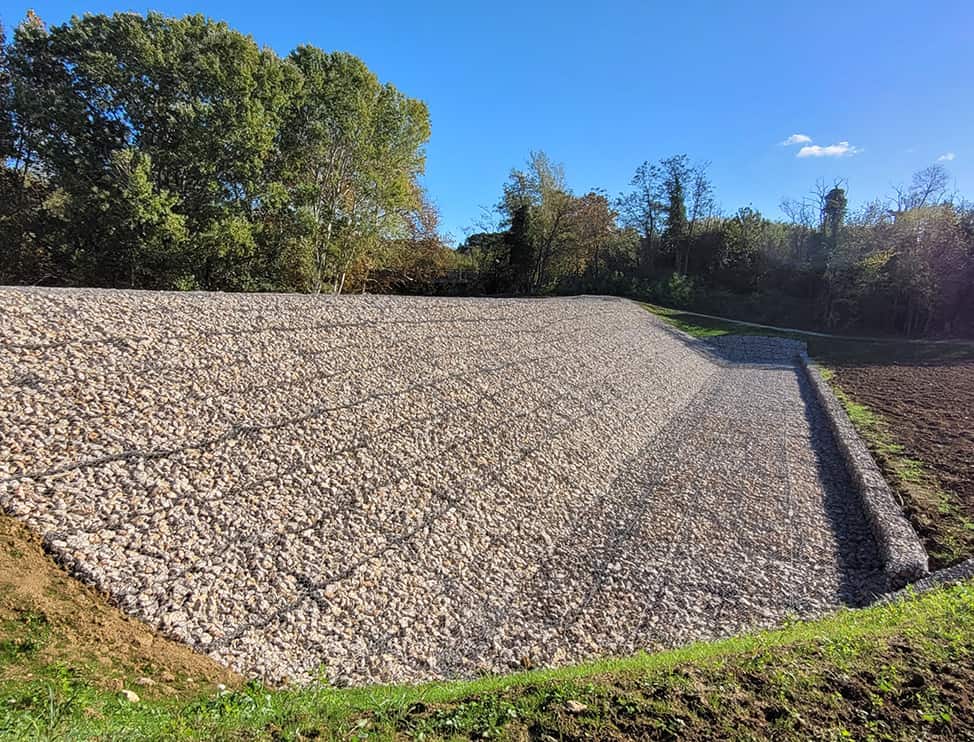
[0,288,885,684]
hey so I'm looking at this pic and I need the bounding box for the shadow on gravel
[704,333,888,606]
[792,365,887,605]
[647,320,890,606]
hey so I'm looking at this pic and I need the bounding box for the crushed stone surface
[0,288,885,684]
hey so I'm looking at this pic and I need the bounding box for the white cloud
[796,141,861,158]
[937,152,956,162]
[781,133,813,146]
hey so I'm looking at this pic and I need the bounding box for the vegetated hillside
[2,288,885,686]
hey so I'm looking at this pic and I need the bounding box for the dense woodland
[0,11,435,294]
[2,12,972,336]
[465,153,974,337]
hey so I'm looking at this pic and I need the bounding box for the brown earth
[0,512,239,697]
[833,363,973,504]
[831,361,974,566]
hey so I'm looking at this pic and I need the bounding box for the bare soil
[833,363,974,503]
[0,513,238,696]
[832,361,974,565]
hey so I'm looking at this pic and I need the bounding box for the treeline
[2,13,972,337]
[0,11,450,292]
[462,153,974,337]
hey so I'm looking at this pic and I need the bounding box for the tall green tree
[501,151,575,291]
[4,11,297,288]
[661,155,690,271]
[280,47,430,293]
[505,204,533,293]
[0,11,432,292]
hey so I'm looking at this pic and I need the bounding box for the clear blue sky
[3,0,972,243]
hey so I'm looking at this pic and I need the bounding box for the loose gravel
[0,288,886,684]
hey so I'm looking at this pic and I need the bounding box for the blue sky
[2,0,972,243]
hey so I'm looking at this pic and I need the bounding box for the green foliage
[0,11,433,292]
[278,46,430,293]
[465,151,973,338]
[505,204,533,293]
[661,155,689,257]
[651,272,697,308]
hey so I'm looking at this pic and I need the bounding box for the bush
[650,272,697,308]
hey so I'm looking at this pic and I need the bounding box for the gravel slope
[0,288,884,684]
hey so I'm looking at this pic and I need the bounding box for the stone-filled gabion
[799,355,928,588]
[0,288,887,685]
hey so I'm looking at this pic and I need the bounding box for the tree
[687,163,715,243]
[66,149,187,287]
[4,11,296,288]
[0,21,12,161]
[660,155,690,272]
[505,204,533,293]
[822,186,847,254]
[893,164,951,212]
[618,161,665,277]
[0,11,430,292]
[281,47,430,293]
[566,190,616,287]
[501,151,576,291]
[374,187,464,294]
[817,185,849,328]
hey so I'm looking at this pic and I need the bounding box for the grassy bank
[2,580,973,740]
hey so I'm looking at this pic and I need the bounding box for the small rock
[136,676,156,686]
[566,700,588,714]
[120,689,140,703]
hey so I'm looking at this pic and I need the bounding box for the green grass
[640,302,974,365]
[641,302,813,342]
[2,583,973,739]
[640,302,772,340]
[0,611,49,666]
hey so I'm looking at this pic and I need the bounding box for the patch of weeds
[413,695,521,739]
[0,610,50,664]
